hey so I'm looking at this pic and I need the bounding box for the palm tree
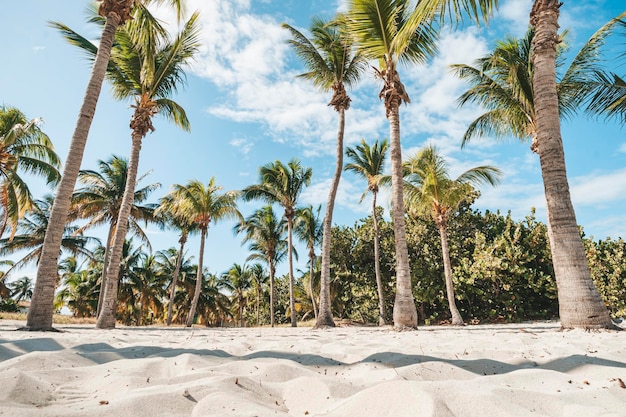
[70,155,159,316]
[234,205,288,327]
[9,276,33,304]
[283,16,366,329]
[529,0,614,329]
[55,256,100,318]
[54,11,201,329]
[155,197,196,325]
[242,159,312,327]
[344,138,389,325]
[248,263,268,326]
[0,196,96,280]
[403,145,501,325]
[128,254,168,324]
[294,205,323,320]
[29,0,186,331]
[221,263,252,327]
[0,105,60,240]
[453,16,616,329]
[345,0,439,328]
[154,246,195,323]
[162,178,241,327]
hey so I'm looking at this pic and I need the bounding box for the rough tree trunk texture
[26,12,121,331]
[372,192,386,326]
[389,105,418,330]
[309,249,318,320]
[96,224,115,317]
[531,0,613,329]
[316,109,347,328]
[97,133,143,329]
[186,227,206,327]
[437,218,464,325]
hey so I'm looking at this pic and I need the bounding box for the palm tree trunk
[531,0,612,329]
[437,218,464,325]
[186,227,206,327]
[372,192,386,326]
[269,258,275,327]
[287,217,297,327]
[389,106,417,329]
[96,224,115,317]
[256,284,261,326]
[166,233,186,325]
[26,13,121,331]
[309,251,318,320]
[316,109,347,328]
[96,133,143,329]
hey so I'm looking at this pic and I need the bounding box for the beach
[0,320,625,416]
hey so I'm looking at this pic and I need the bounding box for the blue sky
[1,0,625,281]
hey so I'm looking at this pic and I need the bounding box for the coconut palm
[0,196,96,280]
[162,178,241,327]
[0,105,60,240]
[154,246,195,322]
[127,254,168,324]
[70,155,160,316]
[155,197,197,325]
[344,138,389,325]
[453,15,617,328]
[242,159,312,327]
[294,205,323,320]
[283,15,367,329]
[529,0,614,329]
[234,205,288,327]
[248,263,268,326]
[51,11,201,329]
[55,256,100,318]
[403,145,501,325]
[221,263,252,327]
[29,0,186,331]
[8,276,33,304]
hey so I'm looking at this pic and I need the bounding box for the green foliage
[584,236,626,318]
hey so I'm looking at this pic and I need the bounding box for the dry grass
[0,312,97,325]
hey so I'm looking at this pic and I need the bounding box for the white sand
[0,320,625,416]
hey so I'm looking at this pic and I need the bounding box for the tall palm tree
[0,196,96,280]
[234,205,288,327]
[0,105,60,240]
[242,159,312,327]
[29,0,186,331]
[403,145,501,325]
[453,15,616,329]
[529,0,613,329]
[70,155,159,316]
[221,263,252,327]
[283,16,367,329]
[52,11,201,329]
[294,205,323,320]
[162,178,241,327]
[345,138,389,325]
[345,0,439,328]
[155,196,196,325]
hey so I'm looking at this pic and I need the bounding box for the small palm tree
[30,0,186,331]
[294,205,323,320]
[221,263,252,327]
[9,276,34,304]
[242,159,312,327]
[283,15,366,328]
[234,205,288,327]
[345,138,389,325]
[70,155,160,316]
[403,145,501,325]
[163,178,241,327]
[248,263,268,326]
[0,105,60,240]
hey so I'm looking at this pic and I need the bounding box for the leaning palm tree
[163,178,241,327]
[403,145,501,325]
[242,159,312,327]
[155,194,197,325]
[53,11,201,329]
[0,105,60,240]
[70,155,160,316]
[283,15,367,329]
[453,16,617,328]
[29,0,186,331]
[344,138,389,325]
[294,205,323,320]
[234,205,288,327]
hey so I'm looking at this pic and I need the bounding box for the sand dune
[1,320,625,416]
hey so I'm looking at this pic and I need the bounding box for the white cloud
[230,137,253,155]
[570,168,626,207]
[496,0,532,34]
